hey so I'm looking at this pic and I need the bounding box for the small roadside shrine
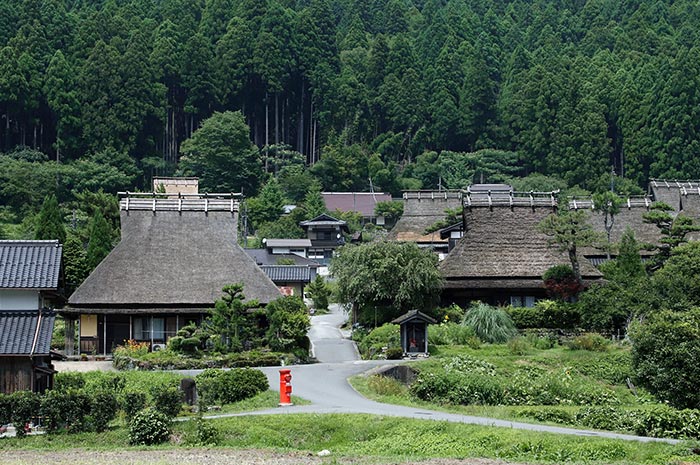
[391,310,436,356]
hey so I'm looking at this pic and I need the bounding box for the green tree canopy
[330,240,442,326]
[85,210,113,271]
[34,194,66,243]
[179,111,262,194]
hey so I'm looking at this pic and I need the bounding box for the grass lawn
[1,413,698,464]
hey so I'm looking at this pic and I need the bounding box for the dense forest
[2,0,700,222]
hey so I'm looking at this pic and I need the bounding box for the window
[133,317,165,340]
[510,296,537,308]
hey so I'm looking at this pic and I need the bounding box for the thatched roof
[568,197,661,249]
[388,190,463,243]
[67,207,281,312]
[649,179,700,210]
[440,205,601,289]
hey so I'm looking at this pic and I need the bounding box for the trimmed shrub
[357,324,400,358]
[196,368,268,405]
[9,391,40,437]
[90,390,119,432]
[122,391,147,418]
[128,407,171,445]
[462,303,517,344]
[54,372,86,391]
[40,389,91,433]
[149,385,183,418]
[385,346,404,360]
[508,300,580,329]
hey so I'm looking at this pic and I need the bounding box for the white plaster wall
[0,290,40,310]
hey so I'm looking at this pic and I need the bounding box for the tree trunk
[298,81,305,155]
[569,246,583,287]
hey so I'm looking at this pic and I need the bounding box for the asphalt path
[182,303,681,445]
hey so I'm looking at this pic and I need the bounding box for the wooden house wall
[0,357,32,394]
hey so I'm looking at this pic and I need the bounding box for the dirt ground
[2,449,526,465]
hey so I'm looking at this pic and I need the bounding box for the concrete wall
[0,290,39,310]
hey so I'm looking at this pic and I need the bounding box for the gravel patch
[2,448,527,465]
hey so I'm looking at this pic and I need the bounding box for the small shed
[391,310,436,355]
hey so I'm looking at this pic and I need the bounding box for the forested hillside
[2,0,700,217]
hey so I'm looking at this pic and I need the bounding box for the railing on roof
[650,178,700,189]
[402,190,463,200]
[569,195,652,210]
[118,192,243,213]
[462,189,559,208]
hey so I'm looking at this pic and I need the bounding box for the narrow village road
[306,303,360,363]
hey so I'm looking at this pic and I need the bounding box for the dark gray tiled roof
[260,265,313,283]
[245,249,320,267]
[0,309,56,355]
[0,240,62,289]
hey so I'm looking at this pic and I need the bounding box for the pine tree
[86,210,113,270]
[302,187,326,219]
[63,232,88,294]
[35,194,66,243]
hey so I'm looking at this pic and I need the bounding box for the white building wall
[0,290,40,310]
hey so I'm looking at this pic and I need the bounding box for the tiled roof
[322,192,392,217]
[245,250,320,267]
[0,309,55,355]
[260,265,313,282]
[0,240,62,289]
[265,239,312,248]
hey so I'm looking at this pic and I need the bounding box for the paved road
[307,303,360,363]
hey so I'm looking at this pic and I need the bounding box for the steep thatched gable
[440,205,601,289]
[388,191,463,243]
[69,203,281,309]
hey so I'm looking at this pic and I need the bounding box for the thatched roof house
[440,191,601,307]
[568,196,661,263]
[64,193,281,355]
[649,179,700,211]
[388,190,464,252]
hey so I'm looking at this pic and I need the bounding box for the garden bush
[196,368,268,405]
[149,385,183,418]
[0,394,10,425]
[121,391,147,418]
[567,333,609,352]
[633,406,700,439]
[357,323,401,358]
[128,407,171,445]
[428,322,479,347]
[40,389,91,432]
[508,300,580,329]
[9,390,40,437]
[90,390,119,432]
[54,372,87,391]
[462,303,517,344]
[507,337,531,355]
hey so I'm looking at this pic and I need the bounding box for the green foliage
[542,265,583,300]
[247,177,285,229]
[462,302,518,344]
[121,391,147,418]
[8,390,40,438]
[62,232,88,294]
[90,390,119,432]
[643,203,700,271]
[651,242,700,310]
[567,333,610,352]
[195,368,268,405]
[34,194,65,243]
[305,274,329,311]
[331,241,442,326]
[538,209,601,284]
[149,385,183,418]
[507,300,579,329]
[374,200,403,222]
[40,389,91,433]
[184,417,221,446]
[203,283,260,353]
[178,111,261,194]
[366,375,407,397]
[425,207,462,234]
[265,296,310,353]
[128,408,171,445]
[301,186,326,219]
[85,210,113,271]
[428,322,479,347]
[356,323,400,359]
[630,308,700,409]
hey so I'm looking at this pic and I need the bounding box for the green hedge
[195,368,269,405]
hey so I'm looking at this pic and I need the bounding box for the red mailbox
[279,369,293,406]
